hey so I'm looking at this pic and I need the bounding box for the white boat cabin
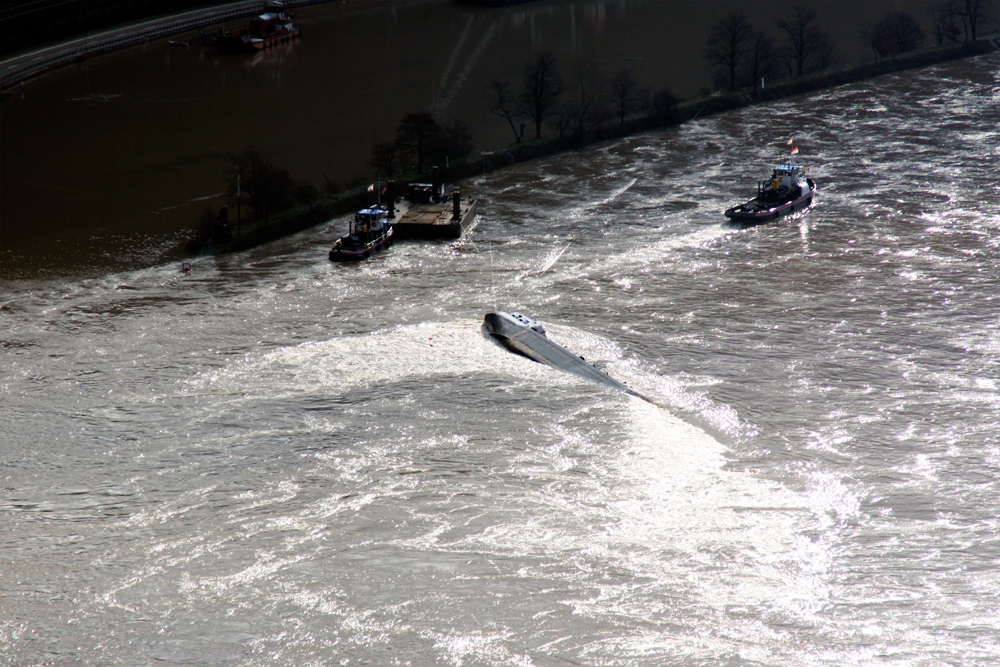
[767,163,808,192]
[351,207,387,238]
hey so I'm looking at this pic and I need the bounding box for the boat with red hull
[725,162,816,224]
[215,2,300,52]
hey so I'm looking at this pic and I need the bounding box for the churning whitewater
[2,53,999,666]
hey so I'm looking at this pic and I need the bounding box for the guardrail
[0,0,321,90]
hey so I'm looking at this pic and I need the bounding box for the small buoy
[180,262,191,273]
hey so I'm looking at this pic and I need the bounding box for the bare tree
[608,68,641,127]
[705,10,755,90]
[864,12,925,60]
[227,148,294,222]
[929,2,964,43]
[778,6,835,76]
[489,79,521,143]
[369,141,398,178]
[519,52,563,139]
[394,112,442,173]
[747,30,777,89]
[649,86,679,124]
[888,12,926,52]
[437,118,474,162]
[565,62,605,140]
[322,175,340,197]
[947,0,997,41]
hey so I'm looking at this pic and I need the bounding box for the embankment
[194,33,999,257]
[440,34,1000,180]
[669,36,1000,123]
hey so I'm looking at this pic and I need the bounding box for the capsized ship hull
[482,312,642,398]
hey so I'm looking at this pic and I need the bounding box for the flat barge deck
[391,194,478,240]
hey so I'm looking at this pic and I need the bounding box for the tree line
[206,0,995,232]
[705,1,996,91]
[483,1,995,145]
[488,52,678,145]
[200,113,476,239]
[368,112,473,178]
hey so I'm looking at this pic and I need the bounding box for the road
[0,0,321,90]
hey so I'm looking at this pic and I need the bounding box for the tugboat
[329,206,393,261]
[725,162,816,224]
[215,2,301,52]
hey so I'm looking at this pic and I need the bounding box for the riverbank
[1,0,232,59]
[192,32,999,258]
[673,35,1000,123]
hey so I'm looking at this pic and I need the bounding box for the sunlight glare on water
[2,51,1000,666]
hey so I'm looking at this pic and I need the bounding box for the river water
[2,42,1000,667]
[1,0,940,278]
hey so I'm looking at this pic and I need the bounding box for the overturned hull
[482,311,641,398]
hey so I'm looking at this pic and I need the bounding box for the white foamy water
[2,52,999,666]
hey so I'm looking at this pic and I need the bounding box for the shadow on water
[0,0,946,280]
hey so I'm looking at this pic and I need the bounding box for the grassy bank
[189,187,371,256]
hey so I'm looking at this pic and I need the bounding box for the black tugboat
[482,311,642,398]
[329,207,393,261]
[725,162,816,224]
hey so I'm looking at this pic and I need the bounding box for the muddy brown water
[3,48,999,665]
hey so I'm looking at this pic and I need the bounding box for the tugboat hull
[329,206,394,262]
[725,179,816,224]
[329,228,393,262]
